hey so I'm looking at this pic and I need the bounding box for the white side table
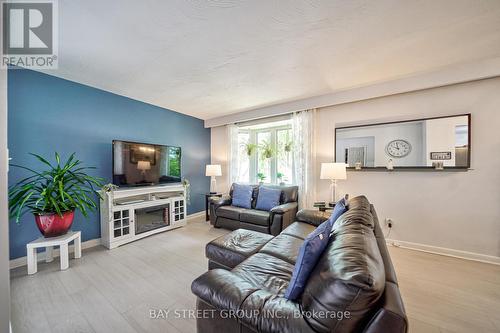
[26,231,81,275]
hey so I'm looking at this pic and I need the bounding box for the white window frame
[238,123,294,184]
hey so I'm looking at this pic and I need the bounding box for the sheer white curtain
[227,124,239,185]
[292,109,317,209]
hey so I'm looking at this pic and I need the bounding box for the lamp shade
[205,164,222,177]
[320,163,347,180]
[137,160,151,171]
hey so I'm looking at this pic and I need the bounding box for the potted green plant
[182,177,191,205]
[9,153,105,237]
[260,140,274,159]
[284,141,293,153]
[257,172,266,185]
[243,143,257,157]
[276,172,285,186]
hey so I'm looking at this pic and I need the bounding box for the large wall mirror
[335,114,470,170]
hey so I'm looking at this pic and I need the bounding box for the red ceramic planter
[34,211,75,237]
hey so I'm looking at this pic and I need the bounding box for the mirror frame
[334,113,471,171]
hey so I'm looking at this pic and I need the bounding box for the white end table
[26,231,81,275]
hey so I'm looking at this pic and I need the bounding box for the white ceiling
[47,0,500,120]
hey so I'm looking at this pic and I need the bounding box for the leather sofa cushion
[240,209,270,226]
[192,270,316,333]
[259,233,303,265]
[232,253,294,296]
[216,206,247,220]
[300,196,385,333]
[206,229,273,269]
[281,222,316,240]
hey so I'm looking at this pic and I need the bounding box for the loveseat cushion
[240,209,270,226]
[255,186,282,211]
[232,183,253,208]
[259,233,304,265]
[206,229,273,269]
[281,221,316,240]
[216,206,247,220]
[231,253,294,296]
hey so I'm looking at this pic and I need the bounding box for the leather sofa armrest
[295,209,330,226]
[191,269,314,333]
[363,282,408,333]
[270,202,298,214]
[210,195,232,226]
[212,195,232,210]
[269,202,298,235]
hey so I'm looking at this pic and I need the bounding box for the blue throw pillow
[329,197,349,231]
[231,184,253,209]
[284,198,349,301]
[255,187,282,211]
[285,219,333,300]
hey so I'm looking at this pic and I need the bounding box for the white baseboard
[9,211,206,270]
[186,211,205,220]
[386,239,500,266]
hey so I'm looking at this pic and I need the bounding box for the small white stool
[26,231,81,275]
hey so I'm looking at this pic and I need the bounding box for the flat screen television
[112,140,181,186]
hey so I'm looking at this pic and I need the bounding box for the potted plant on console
[9,152,105,237]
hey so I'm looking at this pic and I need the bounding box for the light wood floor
[10,216,500,333]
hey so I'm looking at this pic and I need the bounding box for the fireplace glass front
[135,204,170,235]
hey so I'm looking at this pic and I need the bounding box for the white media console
[100,184,187,249]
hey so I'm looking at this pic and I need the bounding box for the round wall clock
[386,139,412,158]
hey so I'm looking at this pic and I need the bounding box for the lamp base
[210,177,217,194]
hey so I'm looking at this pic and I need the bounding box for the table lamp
[320,162,347,204]
[206,164,222,194]
[137,160,151,182]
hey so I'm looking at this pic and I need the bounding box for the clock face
[386,140,412,158]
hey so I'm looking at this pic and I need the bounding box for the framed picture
[430,152,451,160]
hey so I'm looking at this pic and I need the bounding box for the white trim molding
[386,239,500,266]
[204,56,500,128]
[10,211,206,269]
[186,211,205,221]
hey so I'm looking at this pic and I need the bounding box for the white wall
[316,78,500,258]
[211,77,500,259]
[0,68,11,332]
[210,126,230,194]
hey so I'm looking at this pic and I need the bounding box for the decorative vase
[34,211,75,237]
[387,159,394,170]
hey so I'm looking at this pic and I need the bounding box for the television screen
[112,140,181,186]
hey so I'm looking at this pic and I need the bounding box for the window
[237,121,294,184]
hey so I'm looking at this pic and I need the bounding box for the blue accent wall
[8,68,211,259]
